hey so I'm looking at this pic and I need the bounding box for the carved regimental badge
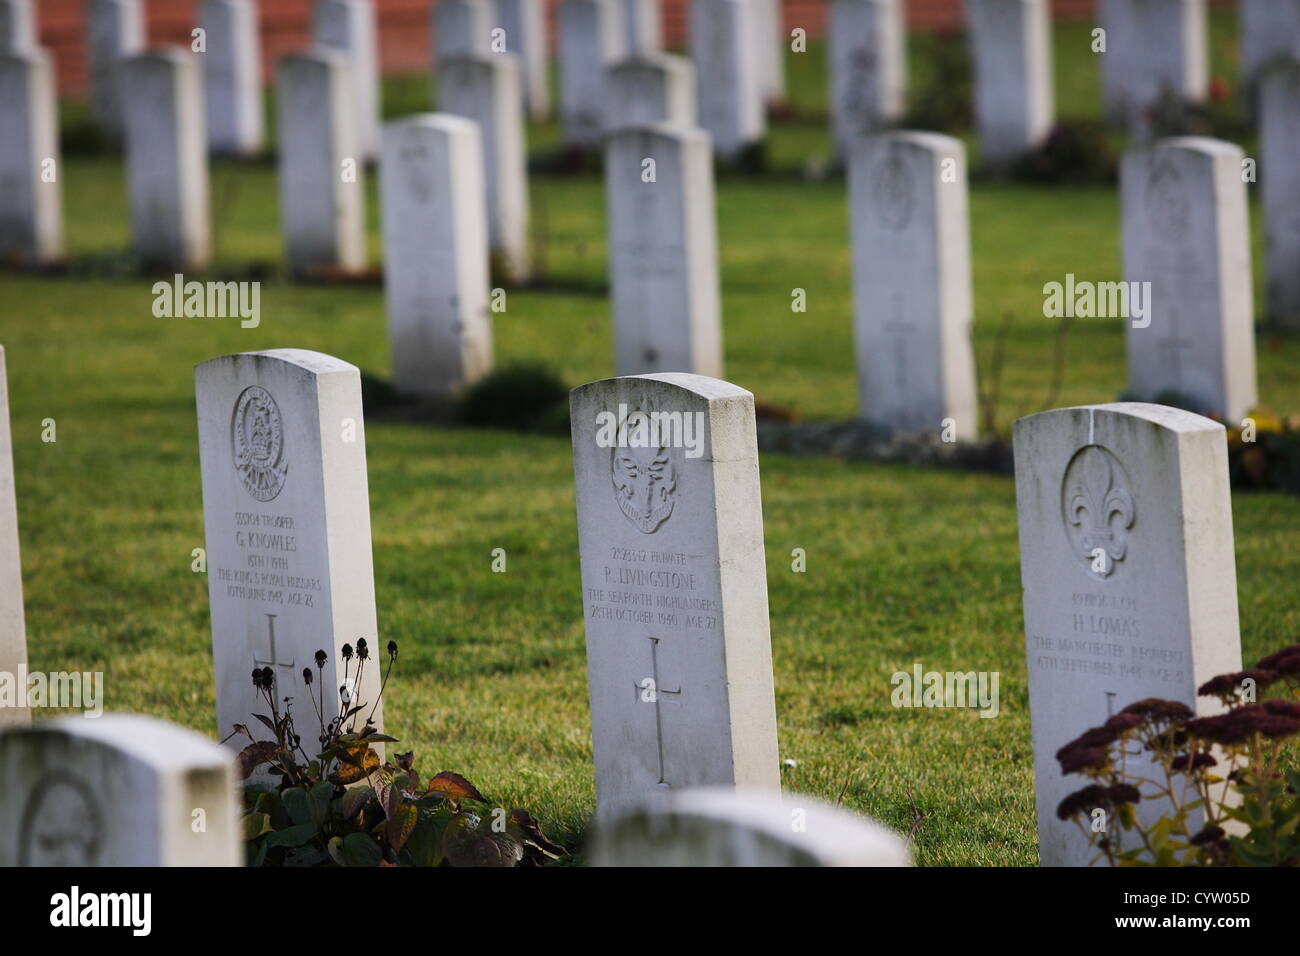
[872,146,914,232]
[1061,444,1135,580]
[1146,158,1190,241]
[232,385,288,502]
[610,408,679,534]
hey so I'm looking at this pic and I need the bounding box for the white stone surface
[559,0,624,147]
[1121,137,1258,421]
[605,53,696,130]
[380,114,493,396]
[0,49,62,265]
[276,50,366,277]
[848,131,977,437]
[605,124,721,377]
[1241,0,1300,88]
[495,0,551,119]
[619,0,661,54]
[437,52,530,282]
[1259,60,1300,329]
[1099,0,1207,135]
[201,0,264,157]
[196,350,383,771]
[0,0,35,52]
[0,714,241,865]
[435,0,491,60]
[1013,402,1242,867]
[691,0,765,160]
[122,49,211,270]
[591,787,913,866]
[0,347,27,729]
[570,373,780,819]
[87,0,145,138]
[828,0,906,155]
[967,0,1054,166]
[313,0,380,160]
[754,0,785,104]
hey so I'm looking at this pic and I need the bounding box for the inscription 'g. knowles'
[232,386,288,502]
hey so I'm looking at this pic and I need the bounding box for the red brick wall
[34,0,1237,98]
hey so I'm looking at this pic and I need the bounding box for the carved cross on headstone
[635,635,682,786]
[253,613,296,691]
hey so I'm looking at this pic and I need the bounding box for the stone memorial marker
[122,49,211,271]
[87,0,145,138]
[435,0,491,60]
[314,0,380,161]
[438,53,530,282]
[1241,0,1300,90]
[606,53,696,130]
[559,0,624,148]
[590,787,913,866]
[0,347,27,729]
[755,0,785,105]
[277,50,366,277]
[201,0,264,157]
[0,714,241,865]
[848,131,977,436]
[380,114,493,396]
[1014,402,1243,867]
[605,124,721,377]
[967,0,1053,167]
[691,0,764,161]
[1121,137,1257,421]
[619,0,661,55]
[1099,0,1207,135]
[0,49,62,265]
[495,0,551,119]
[1259,60,1300,329]
[196,349,383,766]
[0,0,34,52]
[570,373,780,819]
[828,0,906,156]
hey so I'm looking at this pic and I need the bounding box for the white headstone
[438,52,530,282]
[570,373,780,819]
[1259,60,1300,329]
[559,0,624,148]
[0,0,35,52]
[691,0,765,160]
[967,0,1054,167]
[380,114,493,396]
[87,0,145,138]
[201,0,264,157]
[828,0,906,155]
[495,0,551,119]
[196,349,383,769]
[1098,0,1207,135]
[435,0,491,60]
[0,714,241,865]
[276,50,366,277]
[313,0,380,161]
[1013,402,1242,867]
[591,787,913,866]
[122,49,211,270]
[0,49,62,265]
[0,347,27,729]
[1240,0,1300,88]
[1121,137,1258,422]
[605,53,696,130]
[754,0,785,104]
[848,131,977,437]
[619,0,661,54]
[605,124,721,377]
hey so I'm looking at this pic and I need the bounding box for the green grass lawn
[2,12,1298,865]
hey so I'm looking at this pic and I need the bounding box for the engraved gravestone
[1121,137,1257,421]
[619,0,661,54]
[122,49,211,270]
[605,124,721,377]
[196,350,383,768]
[1241,0,1300,89]
[380,114,493,396]
[828,0,906,156]
[0,347,27,729]
[0,49,62,265]
[88,0,144,138]
[438,53,530,282]
[1259,60,1300,329]
[495,0,551,119]
[0,0,34,52]
[570,374,780,819]
[1014,403,1243,866]
[277,50,366,276]
[606,53,696,130]
[201,0,264,157]
[849,131,977,436]
[1099,0,1207,136]
[967,0,1053,166]
[559,0,625,148]
[313,0,380,161]
[691,0,764,161]
[0,714,241,865]
[591,788,913,866]
[435,0,491,60]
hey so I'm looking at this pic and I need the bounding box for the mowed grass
[2,13,1298,865]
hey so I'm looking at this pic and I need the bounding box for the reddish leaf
[235,741,281,780]
[427,771,488,803]
[386,802,419,852]
[329,746,380,785]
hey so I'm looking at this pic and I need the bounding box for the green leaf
[282,787,312,827]
[340,832,384,867]
[284,845,328,867]
[441,813,523,867]
[327,836,346,867]
[404,810,448,867]
[266,823,318,849]
[243,811,272,841]
[308,782,334,827]
[341,785,374,821]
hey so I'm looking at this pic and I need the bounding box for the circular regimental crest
[610,409,679,534]
[19,772,103,866]
[232,385,288,502]
[871,147,914,232]
[1060,444,1136,580]
[1146,158,1190,241]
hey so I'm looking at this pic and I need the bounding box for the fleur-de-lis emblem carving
[1063,446,1135,579]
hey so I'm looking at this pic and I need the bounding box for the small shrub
[457,363,569,434]
[1008,121,1118,185]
